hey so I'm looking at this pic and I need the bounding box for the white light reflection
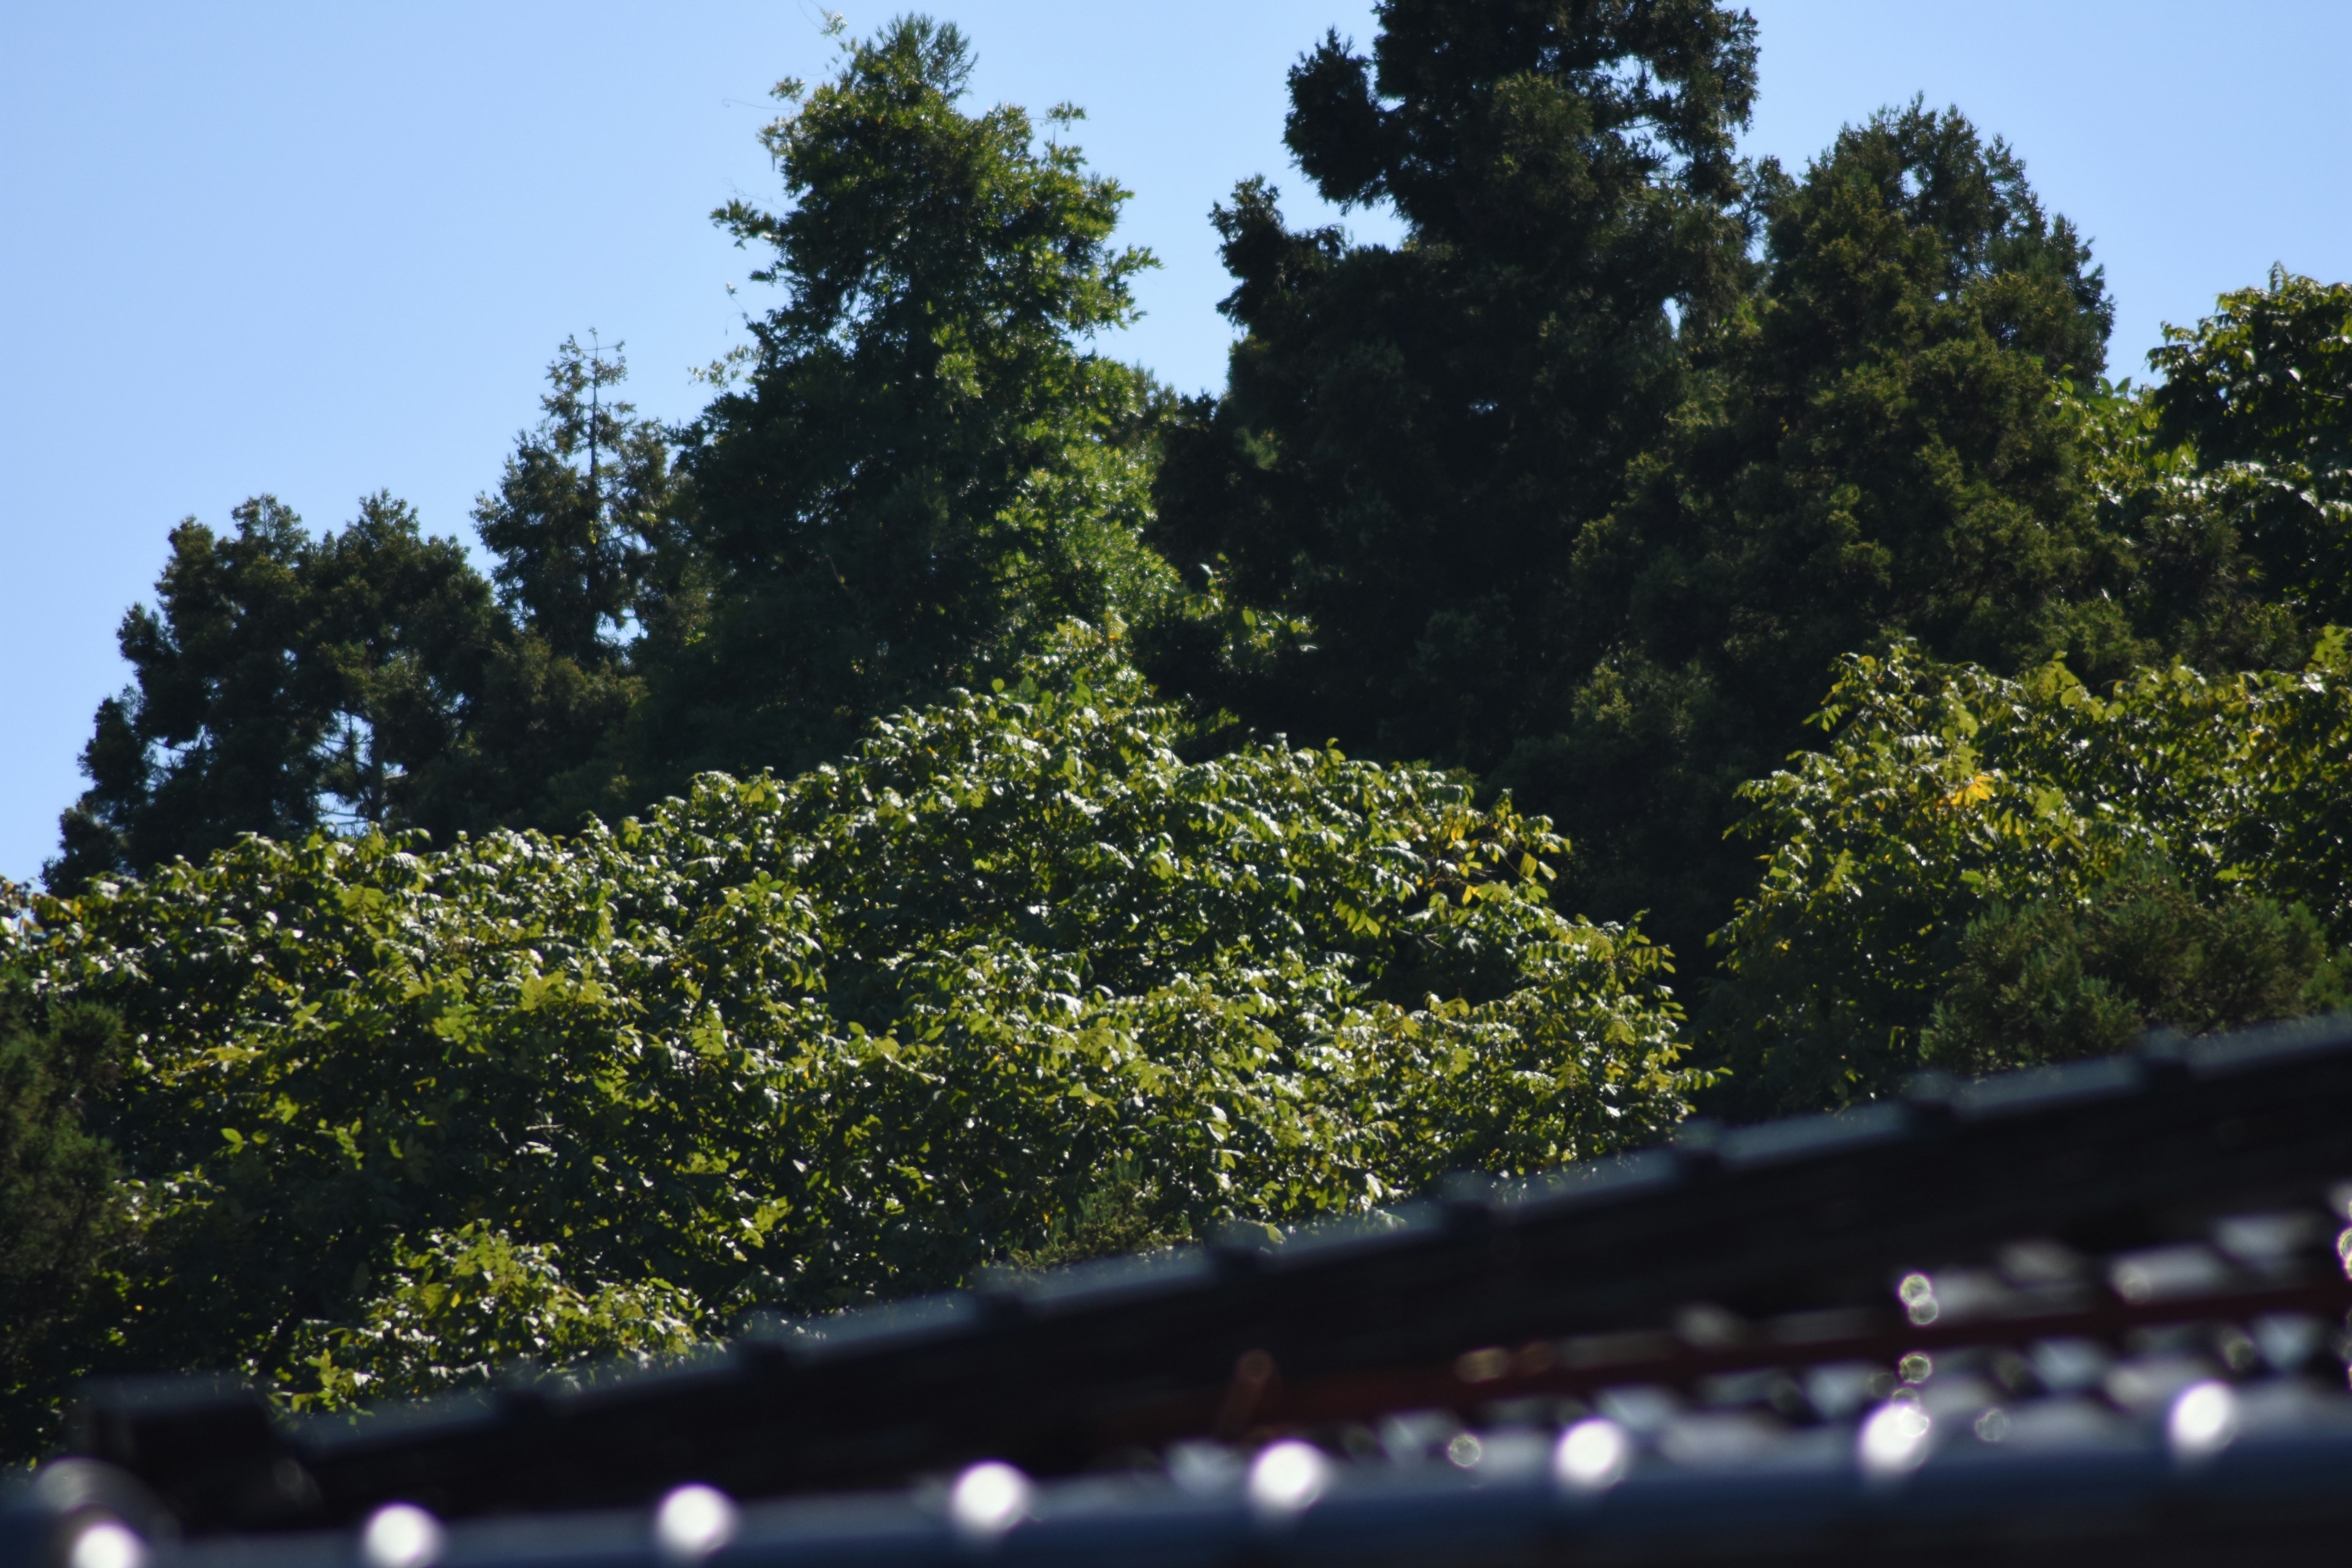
[67,1521,147,1568]
[1552,1418,1631,1493]
[653,1484,739,1562]
[1245,1441,1330,1517]
[359,1503,445,1568]
[1856,1403,1932,1476]
[948,1462,1034,1541]
[2167,1380,2239,1460]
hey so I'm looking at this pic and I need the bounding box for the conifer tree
[0,968,128,1459]
[48,496,501,889]
[640,17,1176,786]
[473,334,676,669]
[1150,0,1760,764]
[1525,102,2122,952]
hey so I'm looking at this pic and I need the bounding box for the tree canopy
[2145,268,2352,635]
[1518,101,2132,953]
[6,630,1689,1439]
[1707,634,2352,1118]
[49,496,503,892]
[1144,10,2188,965]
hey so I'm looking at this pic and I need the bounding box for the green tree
[473,334,677,669]
[2059,382,2304,677]
[1150,0,1759,766]
[51,334,691,888]
[48,496,503,892]
[1512,102,2123,956]
[643,17,1177,788]
[2144,268,2352,633]
[4,628,1695,1430]
[1707,635,2352,1118]
[390,338,683,842]
[0,954,130,1460]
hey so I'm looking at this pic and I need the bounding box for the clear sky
[5,2,2348,884]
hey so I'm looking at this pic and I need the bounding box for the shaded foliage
[1510,102,2128,956]
[1149,7,2181,970]
[0,956,129,1459]
[1923,859,2346,1076]
[2145,268,2352,635]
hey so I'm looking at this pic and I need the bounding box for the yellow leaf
[1939,773,1994,810]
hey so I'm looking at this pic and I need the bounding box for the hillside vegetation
[8,3,2351,1456]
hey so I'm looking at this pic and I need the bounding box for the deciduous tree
[6,629,1694,1437]
[1706,635,2352,1117]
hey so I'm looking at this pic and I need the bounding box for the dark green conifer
[1152,0,1759,766]
[473,334,675,669]
[48,496,500,889]
[1526,102,2122,951]
[0,962,129,1460]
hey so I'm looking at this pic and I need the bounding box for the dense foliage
[0,972,128,1458]
[23,1,2352,1458]
[1707,635,2352,1118]
[50,496,520,891]
[2144,269,2352,636]
[1144,5,2248,965]
[5,631,1691,1436]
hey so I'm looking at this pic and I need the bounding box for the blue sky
[4,2,2348,884]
